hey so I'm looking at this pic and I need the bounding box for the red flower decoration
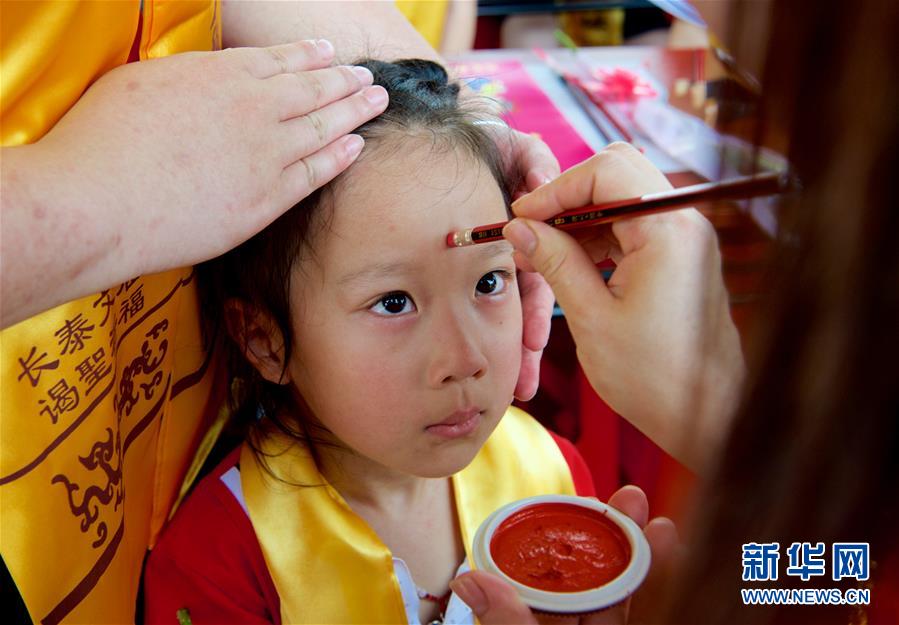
[582,68,658,103]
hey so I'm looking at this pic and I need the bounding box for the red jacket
[144,432,596,624]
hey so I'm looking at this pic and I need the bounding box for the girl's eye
[475,270,510,296]
[370,292,416,316]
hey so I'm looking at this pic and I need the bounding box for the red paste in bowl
[489,502,631,592]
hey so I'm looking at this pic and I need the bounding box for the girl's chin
[406,446,481,479]
[410,414,504,477]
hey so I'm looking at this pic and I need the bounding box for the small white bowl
[471,494,651,615]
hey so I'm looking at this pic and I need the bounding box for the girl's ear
[223,299,291,386]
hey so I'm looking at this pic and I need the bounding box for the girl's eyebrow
[337,261,415,287]
[473,240,515,261]
[337,241,514,287]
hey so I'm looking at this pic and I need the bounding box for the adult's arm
[440,1,478,56]
[222,1,443,62]
[503,143,746,472]
[1,40,387,329]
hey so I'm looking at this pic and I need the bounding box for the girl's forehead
[327,143,507,246]
[294,146,512,287]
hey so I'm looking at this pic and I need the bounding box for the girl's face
[285,138,522,478]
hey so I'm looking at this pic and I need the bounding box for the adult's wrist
[1,141,129,327]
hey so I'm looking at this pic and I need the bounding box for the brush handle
[448,172,787,246]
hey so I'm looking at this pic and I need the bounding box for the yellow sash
[1,3,222,624]
[242,406,576,624]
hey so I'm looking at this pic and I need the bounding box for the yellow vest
[0,3,222,624]
[242,406,576,624]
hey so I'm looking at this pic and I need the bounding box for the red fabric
[144,432,592,624]
[143,448,281,625]
[127,12,142,64]
[473,16,502,50]
[549,430,596,498]
[575,370,620,501]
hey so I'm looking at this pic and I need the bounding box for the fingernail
[350,65,373,84]
[504,219,537,256]
[363,85,388,107]
[449,578,488,616]
[526,171,552,193]
[315,39,334,56]
[343,134,364,160]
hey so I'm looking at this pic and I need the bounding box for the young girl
[143,59,595,625]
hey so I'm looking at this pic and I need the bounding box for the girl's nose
[426,310,489,387]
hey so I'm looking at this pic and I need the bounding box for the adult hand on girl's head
[502,143,745,472]
[2,39,388,326]
[65,39,387,270]
[449,485,681,625]
[485,129,560,401]
[501,128,563,197]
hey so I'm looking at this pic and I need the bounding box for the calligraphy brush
[446,171,788,247]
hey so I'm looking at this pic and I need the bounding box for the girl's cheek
[485,298,524,368]
[486,291,523,331]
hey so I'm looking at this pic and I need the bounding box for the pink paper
[451,60,595,170]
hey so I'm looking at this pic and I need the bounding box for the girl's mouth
[426,408,482,439]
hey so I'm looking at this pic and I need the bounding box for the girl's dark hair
[664,1,899,623]
[198,59,515,455]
